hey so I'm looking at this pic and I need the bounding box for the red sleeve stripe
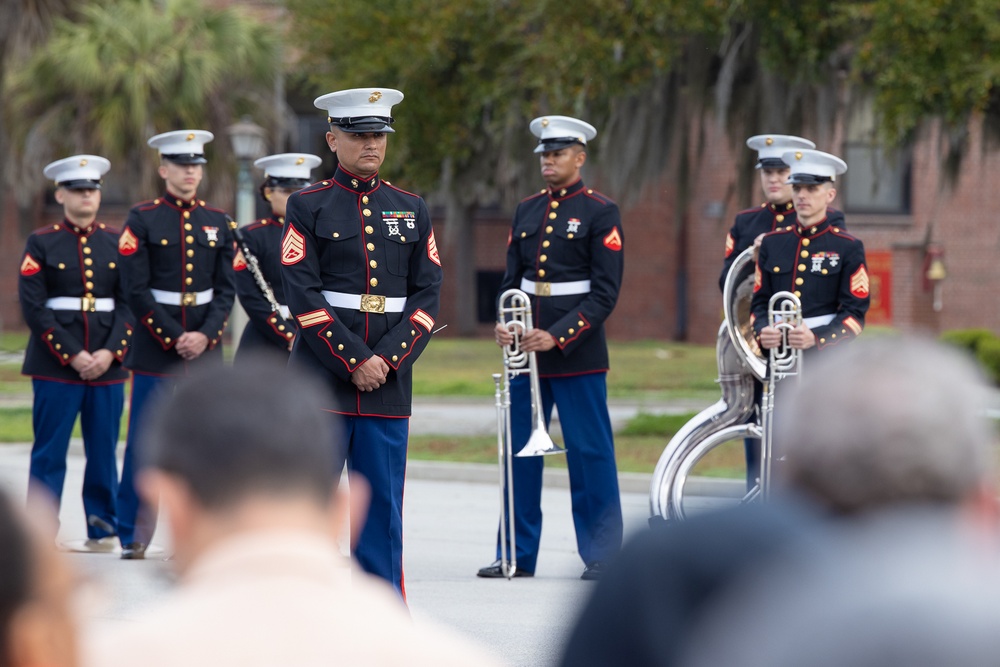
[412,309,435,332]
[297,309,333,328]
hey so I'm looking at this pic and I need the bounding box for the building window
[842,97,911,215]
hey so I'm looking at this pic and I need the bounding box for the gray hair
[776,335,997,514]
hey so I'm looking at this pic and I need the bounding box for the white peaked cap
[783,148,848,184]
[147,130,215,163]
[530,115,597,153]
[314,88,404,133]
[746,134,816,168]
[43,155,111,188]
[254,153,322,181]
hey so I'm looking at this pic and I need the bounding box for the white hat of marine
[530,115,597,153]
[43,155,111,189]
[147,130,215,163]
[783,148,848,184]
[746,134,816,168]
[314,88,404,133]
[254,153,322,181]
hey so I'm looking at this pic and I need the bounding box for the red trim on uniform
[281,225,306,265]
[427,230,441,266]
[140,310,176,350]
[41,328,72,366]
[412,309,435,332]
[602,227,623,251]
[118,226,139,255]
[724,233,735,258]
[233,248,248,271]
[538,367,610,379]
[321,408,410,419]
[315,326,361,373]
[555,313,591,350]
[850,265,870,298]
[297,309,333,328]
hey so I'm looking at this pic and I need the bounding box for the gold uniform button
[54,225,61,230]
[186,249,195,258]
[365,225,374,234]
[349,358,357,364]
[370,278,378,287]
[776,214,785,223]
[116,349,122,355]
[545,225,553,233]
[833,227,840,232]
[183,211,191,219]
[520,232,527,238]
[161,239,168,245]
[569,328,575,334]
[84,258,93,266]
[325,331,332,338]
[568,233,574,239]
[184,223,192,231]
[338,344,344,350]
[85,292,93,298]
[798,264,806,271]
[80,237,87,245]
[278,325,285,331]
[831,333,837,338]
[548,212,557,220]
[559,337,566,343]
[153,199,160,204]
[333,232,340,238]
[370,260,378,268]
[795,278,804,285]
[550,201,559,209]
[164,337,171,344]
[126,329,132,335]
[802,238,810,246]
[363,208,372,217]
[146,318,154,324]
[773,267,780,273]
[367,243,375,251]
[186,263,194,271]
[186,235,194,243]
[800,250,809,258]
[542,240,550,248]
[401,342,407,349]
[821,268,828,274]
[410,330,416,336]
[62,354,69,360]
[392,355,398,362]
[209,241,216,247]
[85,281,94,289]
[109,262,116,269]
[83,247,92,254]
[578,320,584,326]
[85,270,93,277]
[58,263,65,269]
[559,189,567,196]
[820,338,826,344]
[55,344,61,350]
[587,189,594,194]
[185,277,193,285]
[537,269,546,278]
[270,316,277,323]
[176,200,183,206]
[121,339,128,345]
[539,255,547,262]
[156,327,162,334]
[400,236,406,242]
[47,334,53,341]
[794,290,802,297]
[286,332,294,339]
[362,196,369,204]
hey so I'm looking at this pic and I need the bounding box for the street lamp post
[226,116,268,349]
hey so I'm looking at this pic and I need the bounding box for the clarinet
[227,216,282,315]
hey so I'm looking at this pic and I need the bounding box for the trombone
[492,288,565,579]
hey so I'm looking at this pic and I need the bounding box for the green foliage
[620,411,699,437]
[4,0,280,198]
[940,328,1000,384]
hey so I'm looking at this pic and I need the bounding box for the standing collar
[547,178,585,200]
[797,216,831,236]
[333,165,380,194]
[162,191,200,210]
[62,218,97,237]
[268,213,285,226]
[767,201,795,213]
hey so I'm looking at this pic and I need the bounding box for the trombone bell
[515,428,565,457]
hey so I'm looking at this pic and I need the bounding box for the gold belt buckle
[81,295,96,312]
[181,292,197,307]
[360,294,386,313]
[535,282,552,297]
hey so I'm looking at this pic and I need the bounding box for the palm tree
[4,0,281,205]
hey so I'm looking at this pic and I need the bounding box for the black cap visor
[58,179,102,190]
[788,173,834,185]
[264,176,311,190]
[534,137,585,154]
[328,116,395,133]
[162,153,208,165]
[756,157,790,169]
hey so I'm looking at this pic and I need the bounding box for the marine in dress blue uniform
[116,130,235,558]
[752,149,869,352]
[232,153,321,362]
[280,88,442,598]
[478,116,624,581]
[19,155,131,545]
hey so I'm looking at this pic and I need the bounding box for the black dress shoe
[477,560,533,578]
[581,561,607,581]
[120,543,147,560]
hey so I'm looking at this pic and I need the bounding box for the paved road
[0,441,730,667]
